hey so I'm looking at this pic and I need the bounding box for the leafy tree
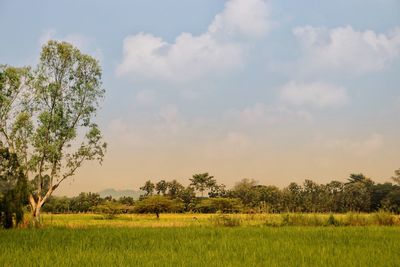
[231,179,258,207]
[254,185,282,212]
[343,182,371,212]
[324,181,344,212]
[0,41,106,225]
[140,180,155,196]
[134,195,182,218]
[370,183,395,211]
[42,196,71,213]
[282,182,303,212]
[178,186,196,211]
[208,183,228,198]
[381,187,400,213]
[155,180,168,195]
[118,196,135,205]
[166,179,184,198]
[0,147,28,228]
[347,173,367,184]
[302,180,323,212]
[189,173,217,197]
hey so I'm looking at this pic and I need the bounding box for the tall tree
[0,41,106,225]
[189,173,217,197]
[166,180,185,198]
[140,180,155,196]
[231,179,258,206]
[155,180,168,195]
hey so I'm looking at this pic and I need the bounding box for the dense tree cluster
[40,172,400,217]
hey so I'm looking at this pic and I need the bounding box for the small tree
[134,195,182,218]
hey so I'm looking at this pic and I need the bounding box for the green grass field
[1,214,400,266]
[1,227,400,267]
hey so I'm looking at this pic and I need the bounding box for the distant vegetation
[39,171,400,218]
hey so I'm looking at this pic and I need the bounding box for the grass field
[1,226,400,266]
[1,213,400,267]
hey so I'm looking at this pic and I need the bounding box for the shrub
[194,198,242,213]
[326,214,340,226]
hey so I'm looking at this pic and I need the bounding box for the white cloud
[208,0,271,38]
[280,81,349,108]
[293,26,400,74]
[117,0,271,83]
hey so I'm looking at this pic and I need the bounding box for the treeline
[42,172,400,215]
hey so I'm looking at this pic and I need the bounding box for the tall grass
[1,227,399,266]
[31,212,400,229]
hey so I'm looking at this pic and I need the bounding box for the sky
[1,0,400,196]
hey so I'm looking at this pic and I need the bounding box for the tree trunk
[29,194,43,227]
[31,204,42,227]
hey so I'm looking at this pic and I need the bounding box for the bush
[94,202,127,219]
[326,214,340,226]
[194,198,242,213]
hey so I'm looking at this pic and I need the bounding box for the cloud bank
[294,26,400,74]
[116,0,271,83]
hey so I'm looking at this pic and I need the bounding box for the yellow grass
[33,212,400,228]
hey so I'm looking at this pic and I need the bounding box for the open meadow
[1,213,400,267]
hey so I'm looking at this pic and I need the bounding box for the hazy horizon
[1,0,399,196]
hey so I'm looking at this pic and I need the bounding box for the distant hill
[98,188,143,200]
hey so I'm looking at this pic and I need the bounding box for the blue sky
[1,0,399,195]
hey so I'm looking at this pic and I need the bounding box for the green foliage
[189,173,216,197]
[327,214,340,226]
[140,180,155,196]
[1,41,106,224]
[93,201,130,219]
[194,198,242,213]
[0,147,28,228]
[134,195,183,218]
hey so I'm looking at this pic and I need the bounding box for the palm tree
[189,173,217,197]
